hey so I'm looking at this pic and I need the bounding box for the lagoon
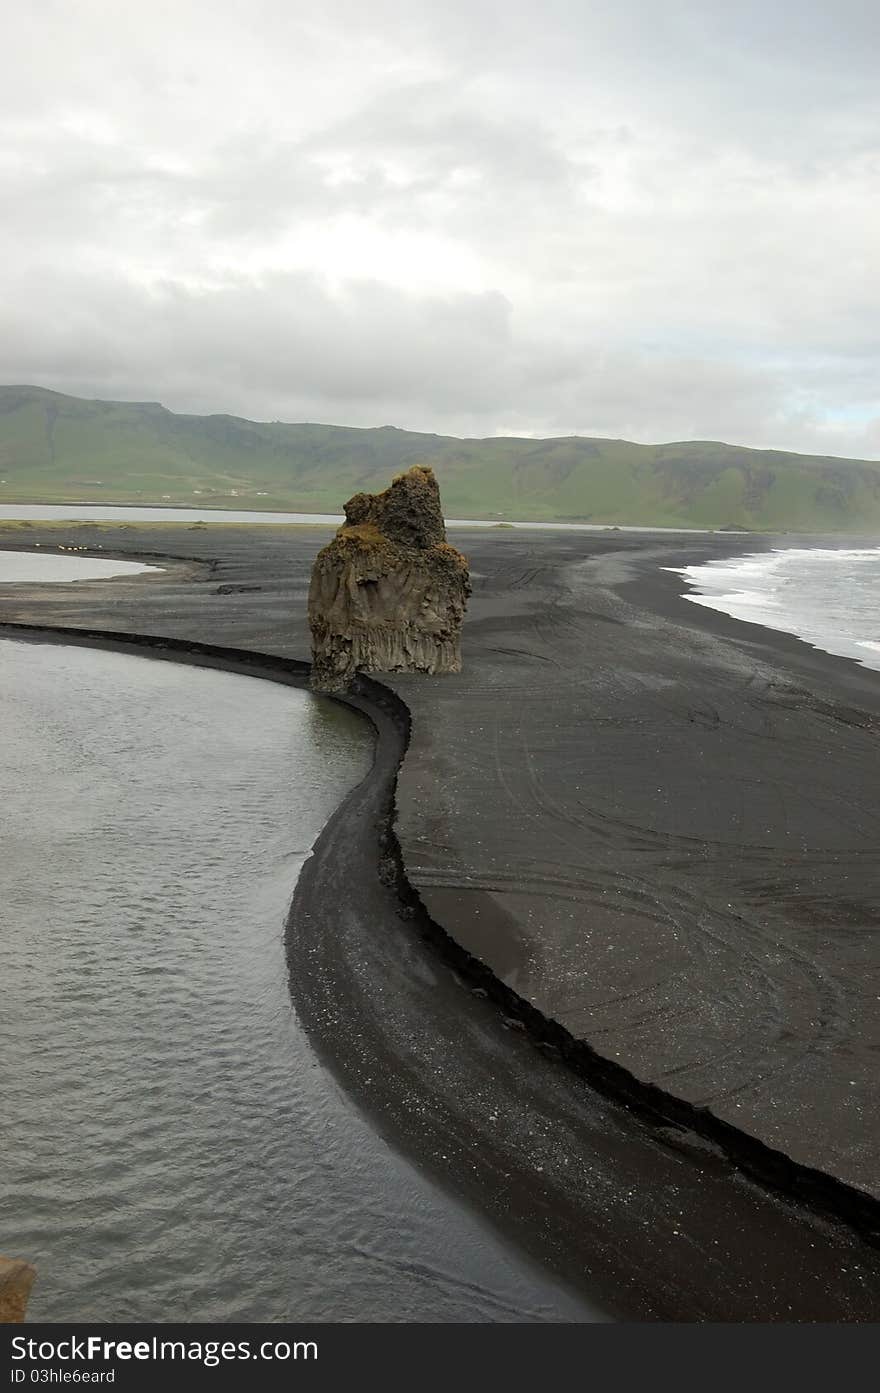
[0,639,592,1322]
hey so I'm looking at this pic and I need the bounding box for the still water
[0,641,592,1321]
[0,501,716,533]
[0,551,160,584]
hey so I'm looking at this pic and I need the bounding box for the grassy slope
[2,384,880,529]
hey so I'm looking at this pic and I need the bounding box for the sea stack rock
[309,466,470,691]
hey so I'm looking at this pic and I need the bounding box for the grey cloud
[0,265,844,457]
[0,268,516,412]
[0,0,879,459]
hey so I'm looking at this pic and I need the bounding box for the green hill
[1,383,879,530]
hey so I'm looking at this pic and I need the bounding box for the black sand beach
[2,520,879,1320]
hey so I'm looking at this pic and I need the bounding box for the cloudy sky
[2,1,879,455]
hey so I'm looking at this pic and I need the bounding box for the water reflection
[0,639,590,1322]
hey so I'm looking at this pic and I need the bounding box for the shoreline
[621,544,880,717]
[3,618,880,1319]
[386,528,880,1202]
[0,501,752,531]
[2,523,880,1317]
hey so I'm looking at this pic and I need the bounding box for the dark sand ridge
[1,522,879,1319]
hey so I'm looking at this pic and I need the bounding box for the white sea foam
[666,546,880,675]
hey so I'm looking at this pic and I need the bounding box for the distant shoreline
[0,499,746,532]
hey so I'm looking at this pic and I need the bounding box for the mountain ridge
[1,383,879,529]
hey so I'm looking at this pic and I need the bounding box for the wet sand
[2,521,880,1319]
